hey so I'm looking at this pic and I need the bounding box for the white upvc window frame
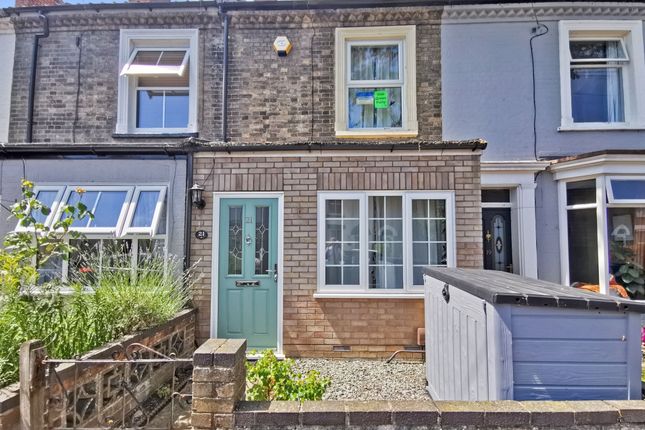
[335,25,418,139]
[14,186,65,232]
[558,20,645,131]
[606,176,645,205]
[316,191,455,296]
[54,186,135,236]
[123,186,167,236]
[116,29,199,135]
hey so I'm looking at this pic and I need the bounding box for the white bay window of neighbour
[319,192,455,294]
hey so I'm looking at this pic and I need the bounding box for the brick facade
[190,152,482,357]
[8,10,223,143]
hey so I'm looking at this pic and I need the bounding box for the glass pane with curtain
[350,44,400,81]
[368,196,403,289]
[325,199,360,286]
[33,190,58,224]
[567,208,599,285]
[570,67,624,123]
[609,179,645,201]
[348,87,402,129]
[608,207,645,299]
[131,191,161,228]
[411,199,448,286]
[90,191,128,228]
[569,40,626,61]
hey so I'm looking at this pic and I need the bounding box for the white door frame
[211,192,285,354]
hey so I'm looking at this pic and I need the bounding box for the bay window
[559,175,645,298]
[318,192,455,295]
[559,21,645,130]
[335,26,418,138]
[16,185,167,282]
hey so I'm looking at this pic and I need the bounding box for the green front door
[217,198,278,350]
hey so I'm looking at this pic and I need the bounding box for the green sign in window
[374,90,389,109]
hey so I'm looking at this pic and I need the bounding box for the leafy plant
[611,242,645,299]
[3,180,93,272]
[245,349,330,401]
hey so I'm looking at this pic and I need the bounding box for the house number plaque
[195,230,208,240]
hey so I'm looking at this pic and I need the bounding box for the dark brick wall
[8,11,223,143]
[226,7,443,142]
[8,6,442,144]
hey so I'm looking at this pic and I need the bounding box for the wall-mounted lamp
[189,183,205,209]
[273,36,292,57]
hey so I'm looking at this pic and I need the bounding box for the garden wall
[192,337,645,430]
[2,308,195,429]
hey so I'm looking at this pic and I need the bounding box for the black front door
[482,208,513,272]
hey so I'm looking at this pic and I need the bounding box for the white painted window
[13,185,168,283]
[559,21,645,130]
[335,26,418,138]
[317,191,455,295]
[116,29,198,134]
[606,177,645,204]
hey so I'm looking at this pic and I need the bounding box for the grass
[0,249,192,387]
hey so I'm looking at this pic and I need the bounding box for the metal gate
[44,341,192,429]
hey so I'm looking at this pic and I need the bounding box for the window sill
[112,132,198,139]
[313,292,424,299]
[335,129,419,139]
[558,124,645,132]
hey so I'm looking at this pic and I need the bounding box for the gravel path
[293,359,429,400]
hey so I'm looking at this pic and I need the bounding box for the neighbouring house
[442,2,645,297]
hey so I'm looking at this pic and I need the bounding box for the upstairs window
[116,30,198,135]
[559,21,645,130]
[335,26,417,138]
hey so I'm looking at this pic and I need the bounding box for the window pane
[157,50,187,66]
[608,207,645,298]
[137,90,164,128]
[570,40,626,60]
[324,199,360,286]
[412,199,447,285]
[164,90,189,128]
[38,253,63,284]
[255,206,270,275]
[228,206,243,276]
[609,179,645,201]
[131,191,160,228]
[368,196,403,289]
[137,239,165,264]
[567,180,596,206]
[69,239,101,281]
[567,208,599,285]
[348,87,402,129]
[132,50,163,65]
[482,189,510,203]
[66,191,99,228]
[571,67,624,123]
[90,191,128,228]
[33,190,58,224]
[350,44,399,81]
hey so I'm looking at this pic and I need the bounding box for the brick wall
[8,10,222,143]
[226,7,443,142]
[8,5,442,144]
[190,151,482,357]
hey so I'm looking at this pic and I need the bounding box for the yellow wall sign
[374,90,389,109]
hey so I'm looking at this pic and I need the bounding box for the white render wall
[0,19,15,143]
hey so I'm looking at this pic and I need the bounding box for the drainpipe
[221,6,229,141]
[26,12,49,143]
[184,152,193,272]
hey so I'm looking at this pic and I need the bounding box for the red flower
[79,267,93,273]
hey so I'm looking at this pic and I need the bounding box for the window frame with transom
[116,29,199,135]
[558,20,645,131]
[334,25,418,139]
[316,191,456,297]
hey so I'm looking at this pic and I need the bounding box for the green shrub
[245,350,330,401]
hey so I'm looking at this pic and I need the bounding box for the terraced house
[1,0,643,359]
